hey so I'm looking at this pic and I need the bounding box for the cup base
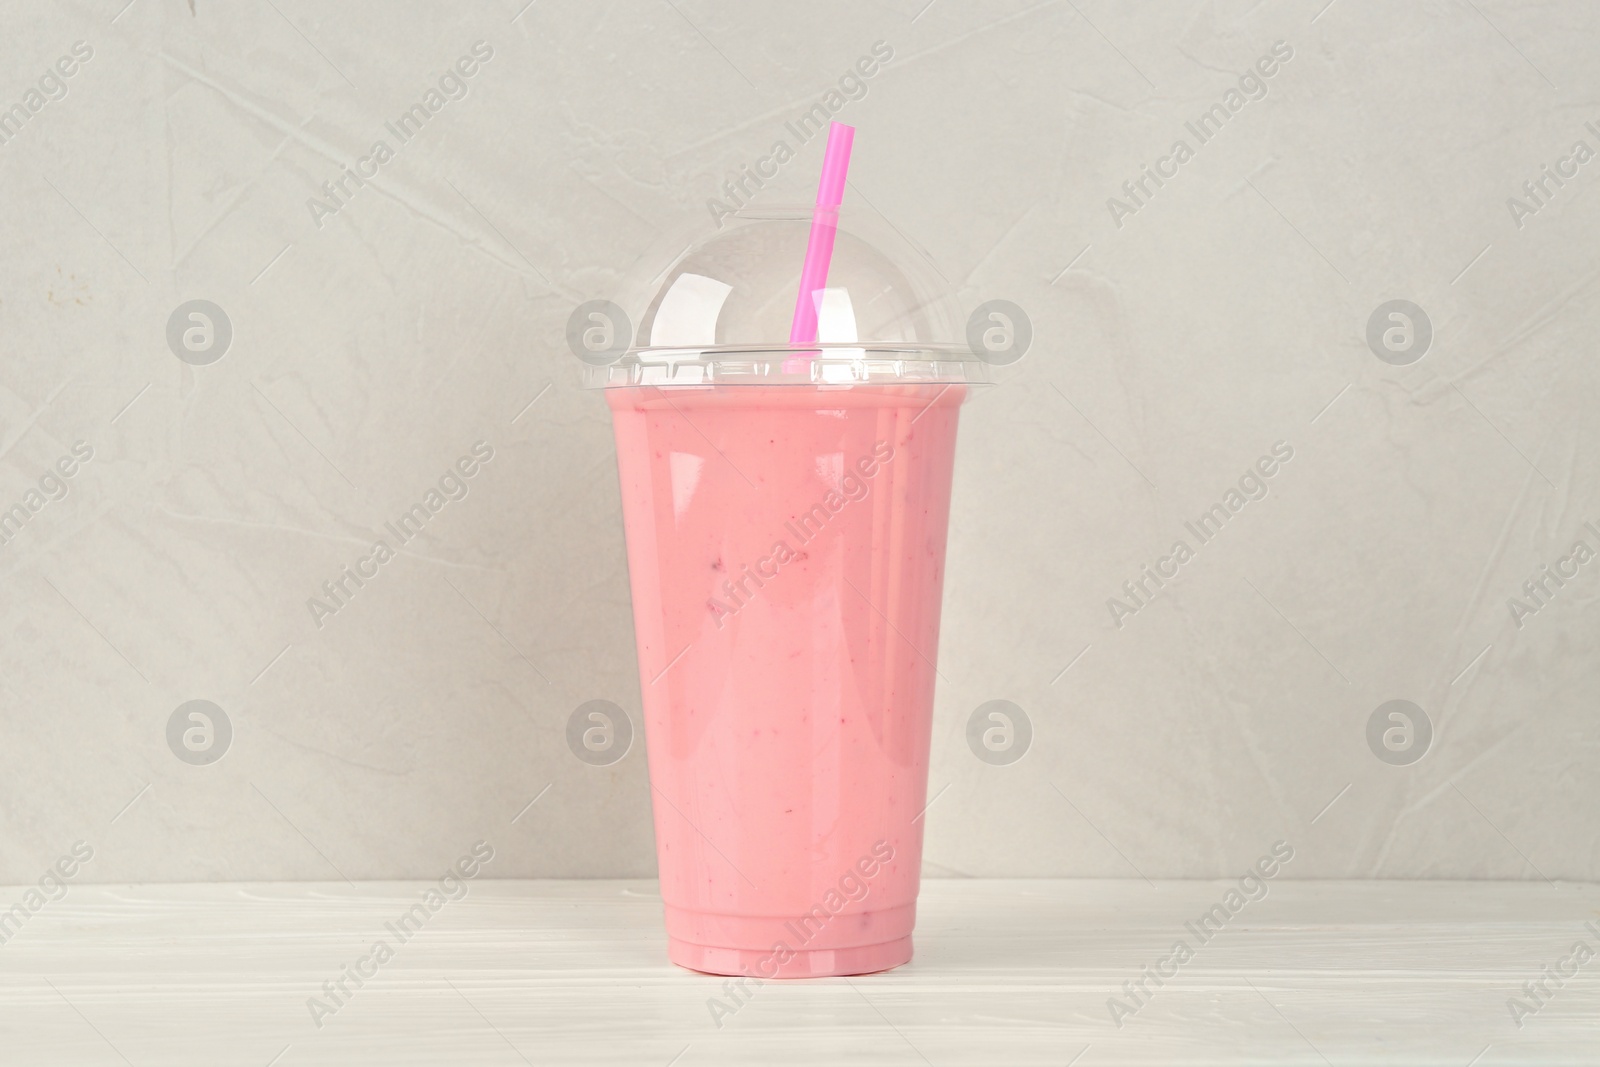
[667,935,912,978]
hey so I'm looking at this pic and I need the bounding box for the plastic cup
[586,206,986,977]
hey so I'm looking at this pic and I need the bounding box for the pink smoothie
[606,382,964,978]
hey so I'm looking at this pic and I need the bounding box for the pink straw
[788,122,855,350]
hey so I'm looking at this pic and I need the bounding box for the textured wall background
[0,0,1595,884]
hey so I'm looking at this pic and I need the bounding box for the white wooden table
[1,880,1594,1065]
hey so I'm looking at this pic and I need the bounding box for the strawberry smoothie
[607,381,965,977]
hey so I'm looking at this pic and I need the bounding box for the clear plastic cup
[585,206,986,977]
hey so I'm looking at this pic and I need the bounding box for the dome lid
[581,205,988,388]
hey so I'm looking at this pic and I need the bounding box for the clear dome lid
[580,205,989,388]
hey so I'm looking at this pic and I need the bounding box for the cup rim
[580,346,991,388]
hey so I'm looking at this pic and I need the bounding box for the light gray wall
[1,0,1595,884]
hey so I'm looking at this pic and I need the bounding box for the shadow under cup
[606,381,967,977]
